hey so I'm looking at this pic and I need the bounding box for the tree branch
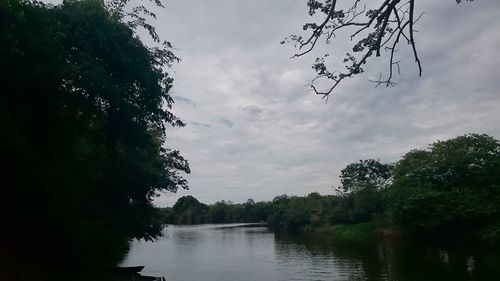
[286,0,473,101]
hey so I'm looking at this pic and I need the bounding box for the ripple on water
[122,224,500,281]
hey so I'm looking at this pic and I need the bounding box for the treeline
[159,192,381,231]
[160,134,500,243]
[159,197,268,225]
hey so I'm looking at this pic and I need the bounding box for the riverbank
[305,218,404,242]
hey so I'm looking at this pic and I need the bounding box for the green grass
[330,221,380,240]
[322,218,396,241]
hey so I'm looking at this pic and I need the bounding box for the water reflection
[274,234,385,281]
[274,232,500,281]
[122,224,500,281]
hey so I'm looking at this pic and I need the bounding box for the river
[121,224,500,281]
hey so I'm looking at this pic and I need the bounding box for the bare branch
[409,0,423,76]
[285,0,470,100]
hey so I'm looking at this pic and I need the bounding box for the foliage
[324,219,388,241]
[480,221,500,244]
[172,195,208,224]
[164,189,386,233]
[160,197,271,225]
[333,159,392,223]
[284,0,474,99]
[389,134,500,237]
[0,0,189,277]
[338,159,392,193]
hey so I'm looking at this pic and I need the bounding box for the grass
[321,218,398,241]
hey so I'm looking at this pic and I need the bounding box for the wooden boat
[113,266,145,274]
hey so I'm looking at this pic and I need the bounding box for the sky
[46,0,500,206]
[145,0,500,206]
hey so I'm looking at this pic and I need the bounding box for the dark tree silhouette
[283,0,473,100]
[0,0,189,278]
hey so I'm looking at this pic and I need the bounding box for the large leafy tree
[0,0,189,277]
[335,159,392,222]
[389,134,500,236]
[284,0,474,99]
[171,195,208,224]
[338,159,393,194]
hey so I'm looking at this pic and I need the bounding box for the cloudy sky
[132,0,500,206]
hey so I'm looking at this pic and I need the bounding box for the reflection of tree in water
[273,233,500,281]
[273,233,382,281]
[386,240,500,281]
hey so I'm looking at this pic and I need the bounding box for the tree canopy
[389,134,500,236]
[0,0,189,278]
[338,159,393,194]
[284,0,474,100]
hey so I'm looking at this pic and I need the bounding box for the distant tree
[158,207,175,224]
[284,0,474,99]
[0,0,189,276]
[338,159,393,194]
[273,194,291,202]
[333,160,392,222]
[173,196,205,213]
[307,192,322,199]
[208,201,232,223]
[172,196,208,224]
[389,134,500,237]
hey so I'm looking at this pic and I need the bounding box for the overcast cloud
[147,0,500,206]
[42,0,488,206]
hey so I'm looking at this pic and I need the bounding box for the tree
[172,196,208,224]
[338,159,392,194]
[284,0,473,100]
[389,134,500,236]
[335,159,392,222]
[0,0,189,277]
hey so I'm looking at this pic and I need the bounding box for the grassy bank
[318,219,403,241]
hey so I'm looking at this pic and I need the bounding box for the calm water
[122,224,500,281]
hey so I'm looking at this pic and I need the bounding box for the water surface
[122,224,500,281]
